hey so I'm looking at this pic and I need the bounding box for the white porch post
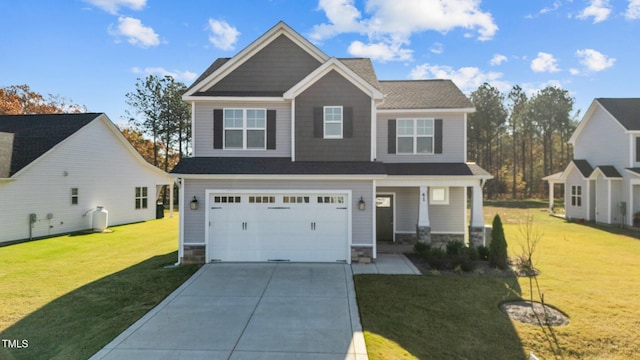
[548,181,555,213]
[469,183,485,247]
[169,181,174,218]
[417,186,431,244]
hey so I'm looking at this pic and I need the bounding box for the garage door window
[284,196,310,203]
[318,196,345,204]
[214,196,241,203]
[249,196,275,203]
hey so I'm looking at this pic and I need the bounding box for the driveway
[91,263,368,360]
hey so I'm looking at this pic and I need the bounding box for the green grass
[357,200,640,359]
[0,214,200,360]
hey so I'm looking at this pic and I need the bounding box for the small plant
[489,214,509,269]
[446,240,465,257]
[425,247,449,270]
[414,242,430,256]
[477,245,490,260]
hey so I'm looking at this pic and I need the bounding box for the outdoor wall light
[190,196,199,210]
[358,196,366,211]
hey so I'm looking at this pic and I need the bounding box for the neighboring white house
[544,98,640,227]
[0,113,174,244]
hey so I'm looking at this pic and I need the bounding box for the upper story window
[397,118,434,154]
[224,108,266,150]
[323,106,343,139]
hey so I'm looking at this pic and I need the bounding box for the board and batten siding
[0,118,171,244]
[192,101,291,157]
[376,112,466,163]
[377,186,465,234]
[182,178,374,246]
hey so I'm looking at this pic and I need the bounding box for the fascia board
[376,108,476,114]
[169,173,386,180]
[182,96,286,102]
[569,100,598,145]
[284,58,384,100]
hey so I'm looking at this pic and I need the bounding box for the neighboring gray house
[544,98,640,227]
[171,22,491,264]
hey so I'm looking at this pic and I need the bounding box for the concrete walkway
[91,255,418,360]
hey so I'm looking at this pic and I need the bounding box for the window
[571,185,582,207]
[429,187,449,205]
[323,106,343,139]
[283,196,310,204]
[135,187,148,209]
[215,196,242,203]
[71,188,78,205]
[317,195,345,204]
[397,118,434,154]
[249,196,275,203]
[224,108,266,149]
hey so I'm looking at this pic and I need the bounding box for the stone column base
[416,225,431,244]
[181,245,206,264]
[469,227,485,247]
[351,246,374,263]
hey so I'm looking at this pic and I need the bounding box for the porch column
[169,182,174,218]
[417,186,431,244]
[469,183,485,247]
[548,181,555,214]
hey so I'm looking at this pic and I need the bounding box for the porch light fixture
[190,196,199,210]
[358,196,366,211]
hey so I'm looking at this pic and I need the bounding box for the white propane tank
[92,206,109,232]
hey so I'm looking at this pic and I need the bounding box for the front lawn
[0,215,200,360]
[356,201,640,359]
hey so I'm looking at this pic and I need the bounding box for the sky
[1,0,639,125]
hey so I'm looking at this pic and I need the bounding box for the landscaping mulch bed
[405,252,515,277]
[500,301,570,326]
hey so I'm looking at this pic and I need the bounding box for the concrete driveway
[91,263,368,360]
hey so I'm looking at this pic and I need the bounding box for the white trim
[377,108,476,114]
[372,180,377,258]
[375,192,396,243]
[569,99,629,145]
[178,178,185,263]
[190,102,196,155]
[182,96,285,102]
[376,177,484,187]
[429,186,449,205]
[222,108,267,150]
[607,180,612,224]
[371,98,377,161]
[291,99,296,162]
[396,118,435,155]
[184,22,329,97]
[463,113,468,162]
[630,133,634,168]
[170,174,386,181]
[205,189,352,264]
[283,58,384,100]
[432,231,466,235]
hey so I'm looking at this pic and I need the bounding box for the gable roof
[572,159,594,178]
[338,58,381,90]
[0,113,100,177]
[596,98,640,131]
[378,80,474,110]
[184,21,329,98]
[591,165,622,179]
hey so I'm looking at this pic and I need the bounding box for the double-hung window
[571,185,582,207]
[397,118,434,154]
[323,106,343,139]
[224,109,266,150]
[135,186,148,209]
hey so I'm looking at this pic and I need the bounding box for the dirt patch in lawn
[500,301,570,326]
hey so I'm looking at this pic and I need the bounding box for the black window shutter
[213,109,223,149]
[388,119,396,154]
[313,107,323,138]
[434,119,443,154]
[636,137,640,162]
[343,107,353,138]
[267,110,276,150]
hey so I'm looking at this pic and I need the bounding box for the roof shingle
[378,80,474,110]
[597,98,640,131]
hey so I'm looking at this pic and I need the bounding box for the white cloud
[577,0,611,23]
[626,0,640,19]
[348,40,412,62]
[310,0,498,62]
[84,0,146,15]
[109,16,159,48]
[429,42,444,54]
[569,68,581,75]
[490,54,508,66]
[576,48,615,72]
[531,52,560,73]
[132,67,197,82]
[208,19,240,51]
[409,63,510,93]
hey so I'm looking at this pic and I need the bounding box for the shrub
[414,242,430,256]
[424,247,450,270]
[465,246,480,261]
[446,241,465,257]
[489,214,509,269]
[477,245,490,261]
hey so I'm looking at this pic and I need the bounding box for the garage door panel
[208,192,349,263]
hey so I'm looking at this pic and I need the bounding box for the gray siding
[295,70,371,161]
[193,101,291,157]
[183,178,373,246]
[376,112,466,163]
[377,186,465,234]
[206,35,321,95]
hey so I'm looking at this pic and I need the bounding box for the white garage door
[208,192,350,263]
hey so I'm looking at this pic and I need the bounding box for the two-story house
[171,22,491,264]
[544,98,640,227]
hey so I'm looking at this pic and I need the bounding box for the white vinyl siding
[573,105,629,170]
[571,185,582,207]
[376,112,466,163]
[193,101,291,157]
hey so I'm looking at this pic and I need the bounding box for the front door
[376,195,394,242]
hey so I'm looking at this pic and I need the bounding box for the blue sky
[1,0,638,125]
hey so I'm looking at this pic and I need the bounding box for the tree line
[468,83,578,199]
